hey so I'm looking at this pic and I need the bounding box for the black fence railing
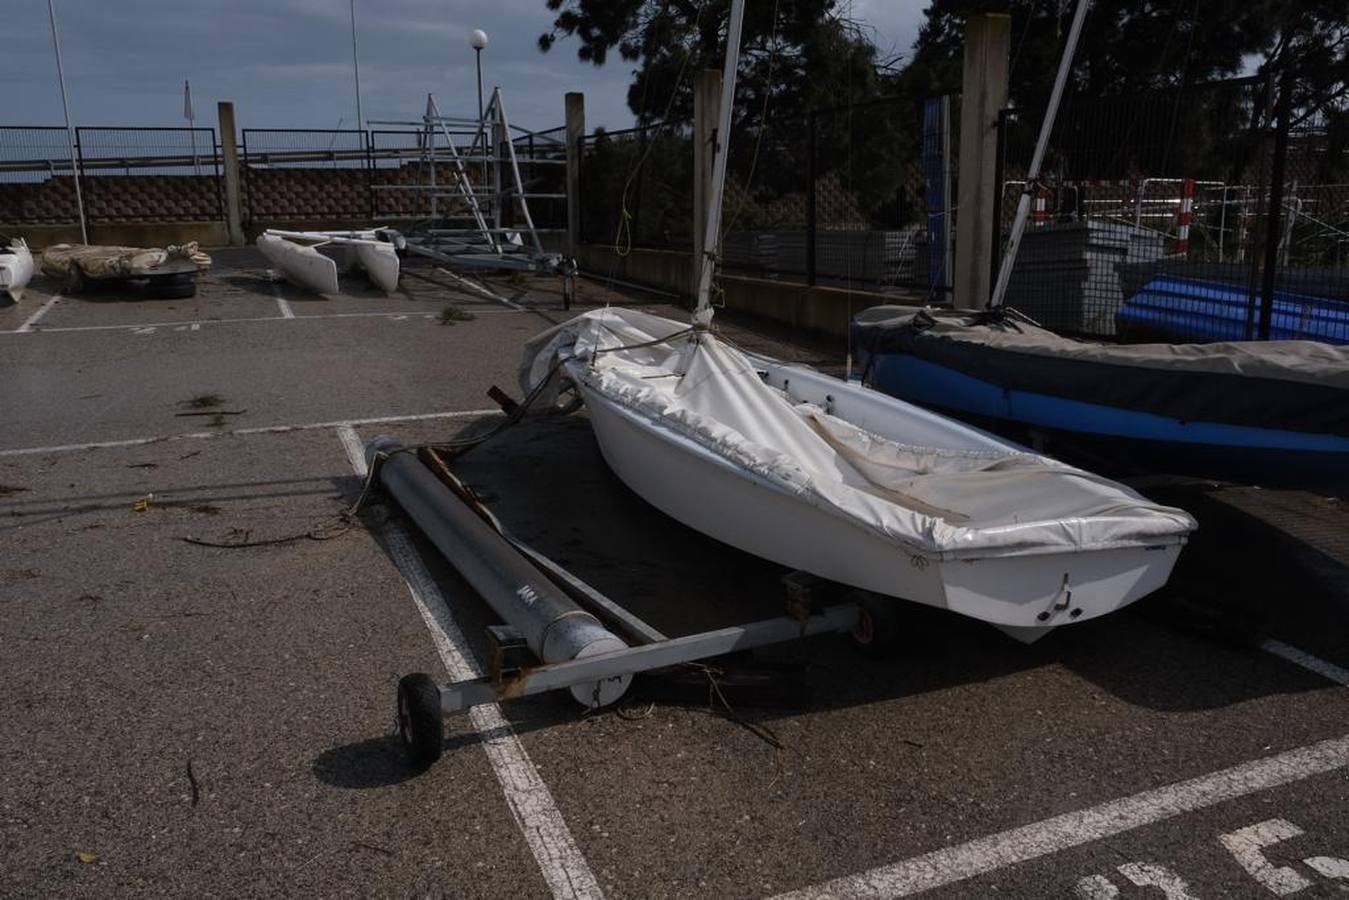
[0,125,223,225]
[578,95,956,298]
[995,75,1349,342]
[0,122,568,231]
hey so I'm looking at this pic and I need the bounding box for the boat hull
[257,234,339,295]
[868,352,1349,494]
[0,239,34,303]
[353,241,399,293]
[571,360,1182,631]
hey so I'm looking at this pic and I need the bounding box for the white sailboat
[0,237,34,303]
[258,228,401,295]
[519,0,1195,638]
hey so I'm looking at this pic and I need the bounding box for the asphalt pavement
[1,252,1346,898]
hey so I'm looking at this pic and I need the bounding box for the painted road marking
[1262,639,1349,687]
[0,308,516,336]
[336,424,603,900]
[771,734,1349,899]
[0,407,500,457]
[1079,817,1349,897]
[14,294,62,332]
[269,281,295,319]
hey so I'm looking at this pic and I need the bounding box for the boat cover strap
[851,306,1349,436]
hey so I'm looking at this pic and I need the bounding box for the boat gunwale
[565,355,1190,564]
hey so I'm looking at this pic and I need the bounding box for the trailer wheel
[144,274,197,299]
[850,591,902,659]
[63,264,87,295]
[397,673,444,769]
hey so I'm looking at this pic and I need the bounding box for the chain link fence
[995,76,1349,342]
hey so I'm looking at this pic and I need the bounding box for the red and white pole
[1033,190,1047,227]
[1174,177,1195,256]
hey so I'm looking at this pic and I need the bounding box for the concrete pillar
[692,69,722,303]
[953,13,1010,309]
[217,102,245,246]
[564,92,585,259]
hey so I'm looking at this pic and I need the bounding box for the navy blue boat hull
[866,352,1349,495]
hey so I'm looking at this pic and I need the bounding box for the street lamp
[469,29,489,195]
[470,29,488,126]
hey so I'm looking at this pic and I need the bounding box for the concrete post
[564,92,585,260]
[217,102,245,246]
[692,69,722,303]
[953,14,1010,309]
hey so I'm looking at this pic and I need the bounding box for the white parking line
[336,424,603,900]
[1262,639,1349,687]
[269,281,295,319]
[0,308,523,336]
[0,408,500,457]
[772,734,1349,900]
[14,294,62,332]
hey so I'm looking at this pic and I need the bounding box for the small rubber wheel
[850,590,902,659]
[397,673,444,769]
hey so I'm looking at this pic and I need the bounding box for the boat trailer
[366,437,882,770]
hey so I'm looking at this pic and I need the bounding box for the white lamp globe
[470,29,489,50]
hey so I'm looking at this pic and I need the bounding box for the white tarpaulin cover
[521,308,1195,560]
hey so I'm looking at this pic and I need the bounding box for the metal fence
[1,125,222,226]
[578,95,956,298]
[995,75,1349,342]
[0,121,568,232]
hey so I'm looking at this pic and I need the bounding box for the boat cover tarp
[852,306,1349,437]
[521,308,1194,560]
[41,242,211,280]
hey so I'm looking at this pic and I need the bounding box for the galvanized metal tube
[367,435,629,706]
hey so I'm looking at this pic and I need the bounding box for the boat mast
[692,0,747,326]
[988,0,1089,309]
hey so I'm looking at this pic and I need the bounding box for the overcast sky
[8,0,927,134]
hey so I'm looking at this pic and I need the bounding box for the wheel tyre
[850,590,902,659]
[63,264,87,295]
[396,673,444,770]
[144,275,197,299]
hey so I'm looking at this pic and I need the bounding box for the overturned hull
[258,229,401,295]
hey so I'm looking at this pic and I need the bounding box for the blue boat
[852,306,1349,495]
[1117,274,1349,344]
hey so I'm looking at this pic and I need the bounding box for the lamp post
[470,29,488,127]
[350,0,364,131]
[469,29,489,199]
[47,0,86,244]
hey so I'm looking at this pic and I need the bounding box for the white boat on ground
[257,228,401,295]
[0,237,34,303]
[518,0,1192,641]
[521,307,1195,639]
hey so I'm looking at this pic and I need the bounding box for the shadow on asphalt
[344,411,1344,778]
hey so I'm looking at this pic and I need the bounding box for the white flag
[183,80,194,122]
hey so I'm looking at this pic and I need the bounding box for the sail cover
[521,308,1195,561]
[852,305,1349,436]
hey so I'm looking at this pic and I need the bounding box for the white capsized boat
[258,228,402,294]
[0,237,34,303]
[521,308,1195,638]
